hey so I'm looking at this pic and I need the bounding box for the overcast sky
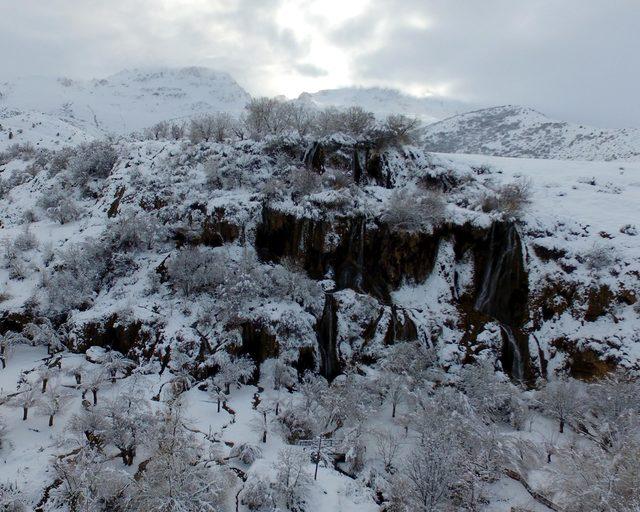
[1,0,638,127]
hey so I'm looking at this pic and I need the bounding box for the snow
[424,105,640,161]
[299,86,475,123]
[0,67,250,142]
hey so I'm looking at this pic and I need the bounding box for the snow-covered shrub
[620,223,638,236]
[277,406,316,443]
[482,178,532,218]
[48,448,129,512]
[314,105,376,139]
[43,239,109,313]
[4,231,37,280]
[144,120,171,140]
[261,177,286,202]
[583,243,616,270]
[0,178,9,199]
[536,377,585,433]
[372,114,422,149]
[106,210,161,252]
[166,246,226,295]
[290,169,322,199]
[268,260,323,311]
[47,197,83,224]
[244,97,289,138]
[0,482,27,512]
[126,407,232,512]
[48,146,76,176]
[68,140,118,183]
[0,143,36,165]
[240,475,275,511]
[382,187,446,232]
[203,156,242,190]
[12,228,38,252]
[322,168,352,190]
[230,442,263,465]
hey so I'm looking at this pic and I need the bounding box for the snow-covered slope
[0,67,251,138]
[423,105,640,161]
[299,86,473,123]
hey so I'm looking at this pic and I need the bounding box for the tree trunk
[217,398,221,413]
[1,357,5,369]
[262,430,267,443]
[559,418,564,434]
[75,374,81,385]
[49,414,54,427]
[275,402,279,416]
[392,402,396,418]
[23,407,28,421]
[42,378,48,393]
[92,389,98,405]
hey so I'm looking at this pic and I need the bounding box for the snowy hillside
[299,86,474,124]
[0,67,251,139]
[423,105,640,161]
[0,100,639,511]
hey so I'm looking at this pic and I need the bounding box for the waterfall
[317,293,340,382]
[474,222,530,381]
[501,325,524,382]
[475,223,520,321]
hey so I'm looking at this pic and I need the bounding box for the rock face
[257,205,533,381]
[256,207,442,301]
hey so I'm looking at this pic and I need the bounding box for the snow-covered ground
[424,106,640,161]
[0,104,639,510]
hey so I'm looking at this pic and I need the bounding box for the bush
[12,229,38,252]
[483,178,532,218]
[203,157,242,190]
[106,211,161,252]
[68,141,118,183]
[166,246,226,296]
[290,169,321,199]
[230,442,263,465]
[47,197,83,224]
[584,244,615,270]
[382,188,446,232]
[0,143,36,165]
[240,475,275,511]
[322,169,352,190]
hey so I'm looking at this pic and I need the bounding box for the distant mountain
[299,87,474,123]
[422,105,640,161]
[0,67,251,142]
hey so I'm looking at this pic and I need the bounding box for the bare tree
[274,446,312,509]
[373,427,401,473]
[537,377,583,433]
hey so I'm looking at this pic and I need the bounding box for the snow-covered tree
[274,447,312,510]
[81,369,107,405]
[537,377,584,433]
[38,383,70,427]
[9,386,39,421]
[126,406,233,512]
[240,474,275,511]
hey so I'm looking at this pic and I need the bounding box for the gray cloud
[0,0,637,127]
